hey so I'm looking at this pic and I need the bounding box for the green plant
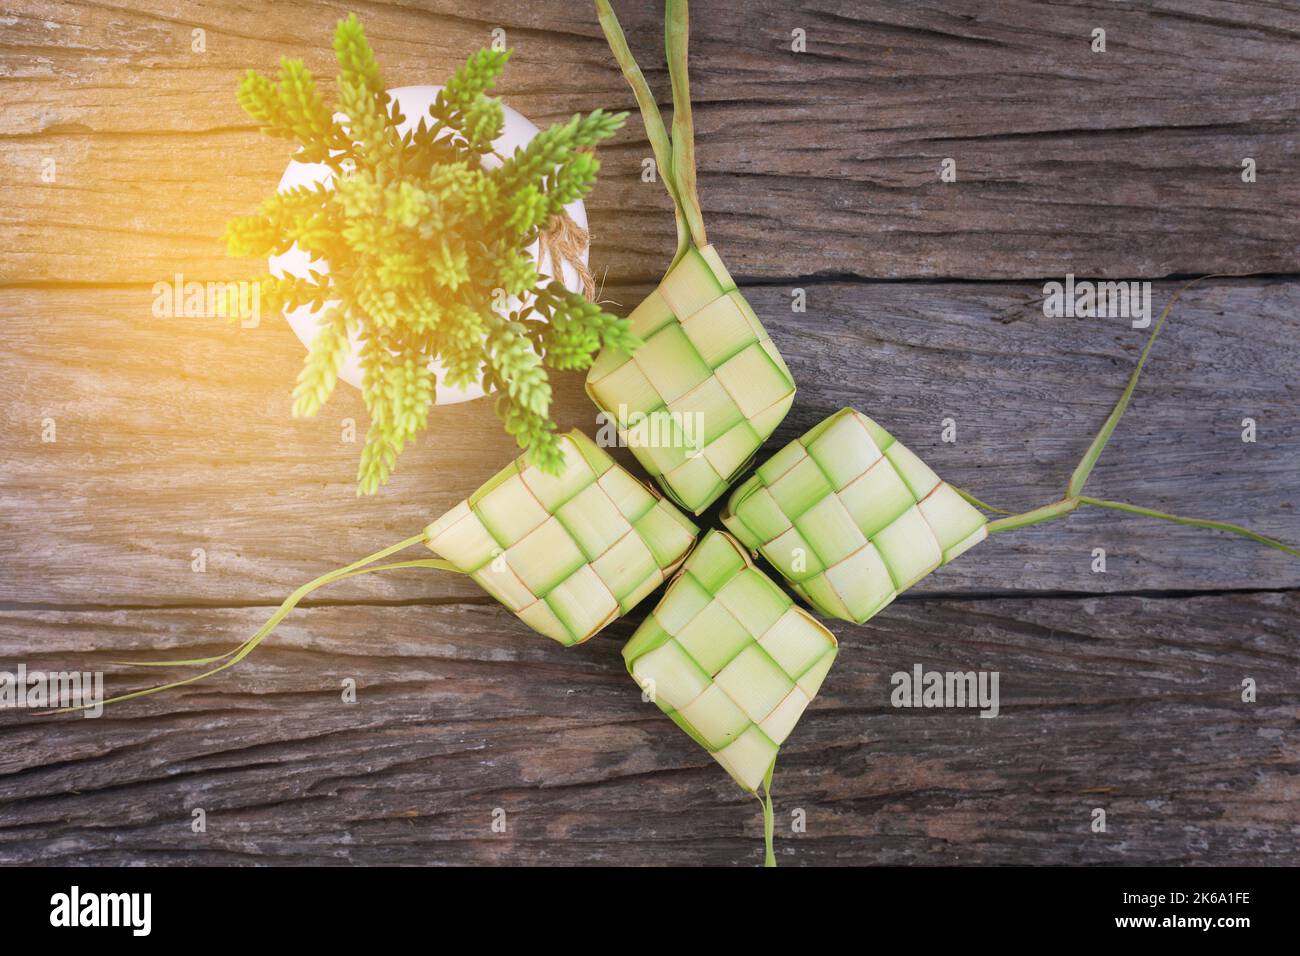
[225,14,635,493]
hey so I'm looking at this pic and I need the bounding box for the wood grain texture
[1,278,1295,606]
[0,592,1295,865]
[1,0,1298,867]
[2,0,1298,283]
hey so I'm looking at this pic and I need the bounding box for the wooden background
[1,0,1297,866]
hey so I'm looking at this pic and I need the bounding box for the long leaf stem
[759,758,777,868]
[111,557,459,669]
[964,274,1297,557]
[986,497,1080,534]
[965,488,1299,556]
[50,533,452,713]
[594,0,690,267]
[1077,496,1300,557]
[664,0,708,250]
[953,486,1012,515]
[1066,274,1239,497]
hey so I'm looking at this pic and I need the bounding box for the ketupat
[585,0,796,514]
[626,531,837,789]
[722,408,987,624]
[625,530,837,865]
[725,281,1300,626]
[74,430,698,709]
[426,430,698,645]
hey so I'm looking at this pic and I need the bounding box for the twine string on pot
[540,209,596,301]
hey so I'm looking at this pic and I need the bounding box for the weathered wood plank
[1,278,1295,606]
[2,0,1297,282]
[1,591,1294,865]
[1,0,1297,871]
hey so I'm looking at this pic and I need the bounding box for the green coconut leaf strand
[1073,497,1298,556]
[759,758,777,868]
[984,497,1083,534]
[664,0,708,250]
[1067,279,1196,496]
[50,534,455,713]
[111,558,458,669]
[595,0,690,267]
[959,277,1298,557]
[974,493,1299,555]
[953,486,1012,515]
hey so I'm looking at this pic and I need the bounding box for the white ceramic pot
[268,85,590,404]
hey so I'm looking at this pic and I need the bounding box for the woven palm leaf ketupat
[586,0,795,514]
[426,430,699,645]
[625,530,838,792]
[722,408,988,624]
